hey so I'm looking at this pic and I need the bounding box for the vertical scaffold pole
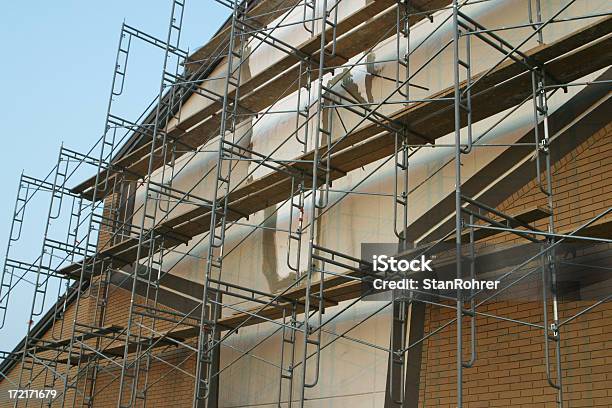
[533,65,563,407]
[299,0,331,405]
[193,0,244,406]
[451,1,464,406]
[116,1,187,406]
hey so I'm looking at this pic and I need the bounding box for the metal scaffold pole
[116,1,187,406]
[193,0,243,405]
[57,20,134,406]
[451,1,464,404]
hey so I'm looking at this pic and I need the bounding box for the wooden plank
[455,206,552,243]
[26,325,124,353]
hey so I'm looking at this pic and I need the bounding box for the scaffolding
[1,0,611,407]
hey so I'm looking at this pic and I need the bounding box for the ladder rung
[458,59,470,69]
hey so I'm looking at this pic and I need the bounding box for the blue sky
[0,0,228,356]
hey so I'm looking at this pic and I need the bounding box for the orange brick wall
[0,282,102,406]
[418,300,612,407]
[0,274,200,407]
[97,193,120,251]
[417,123,612,407]
[497,122,612,242]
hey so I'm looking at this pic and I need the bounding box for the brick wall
[0,283,98,406]
[417,123,612,407]
[0,273,200,407]
[418,300,612,407]
[97,192,120,251]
